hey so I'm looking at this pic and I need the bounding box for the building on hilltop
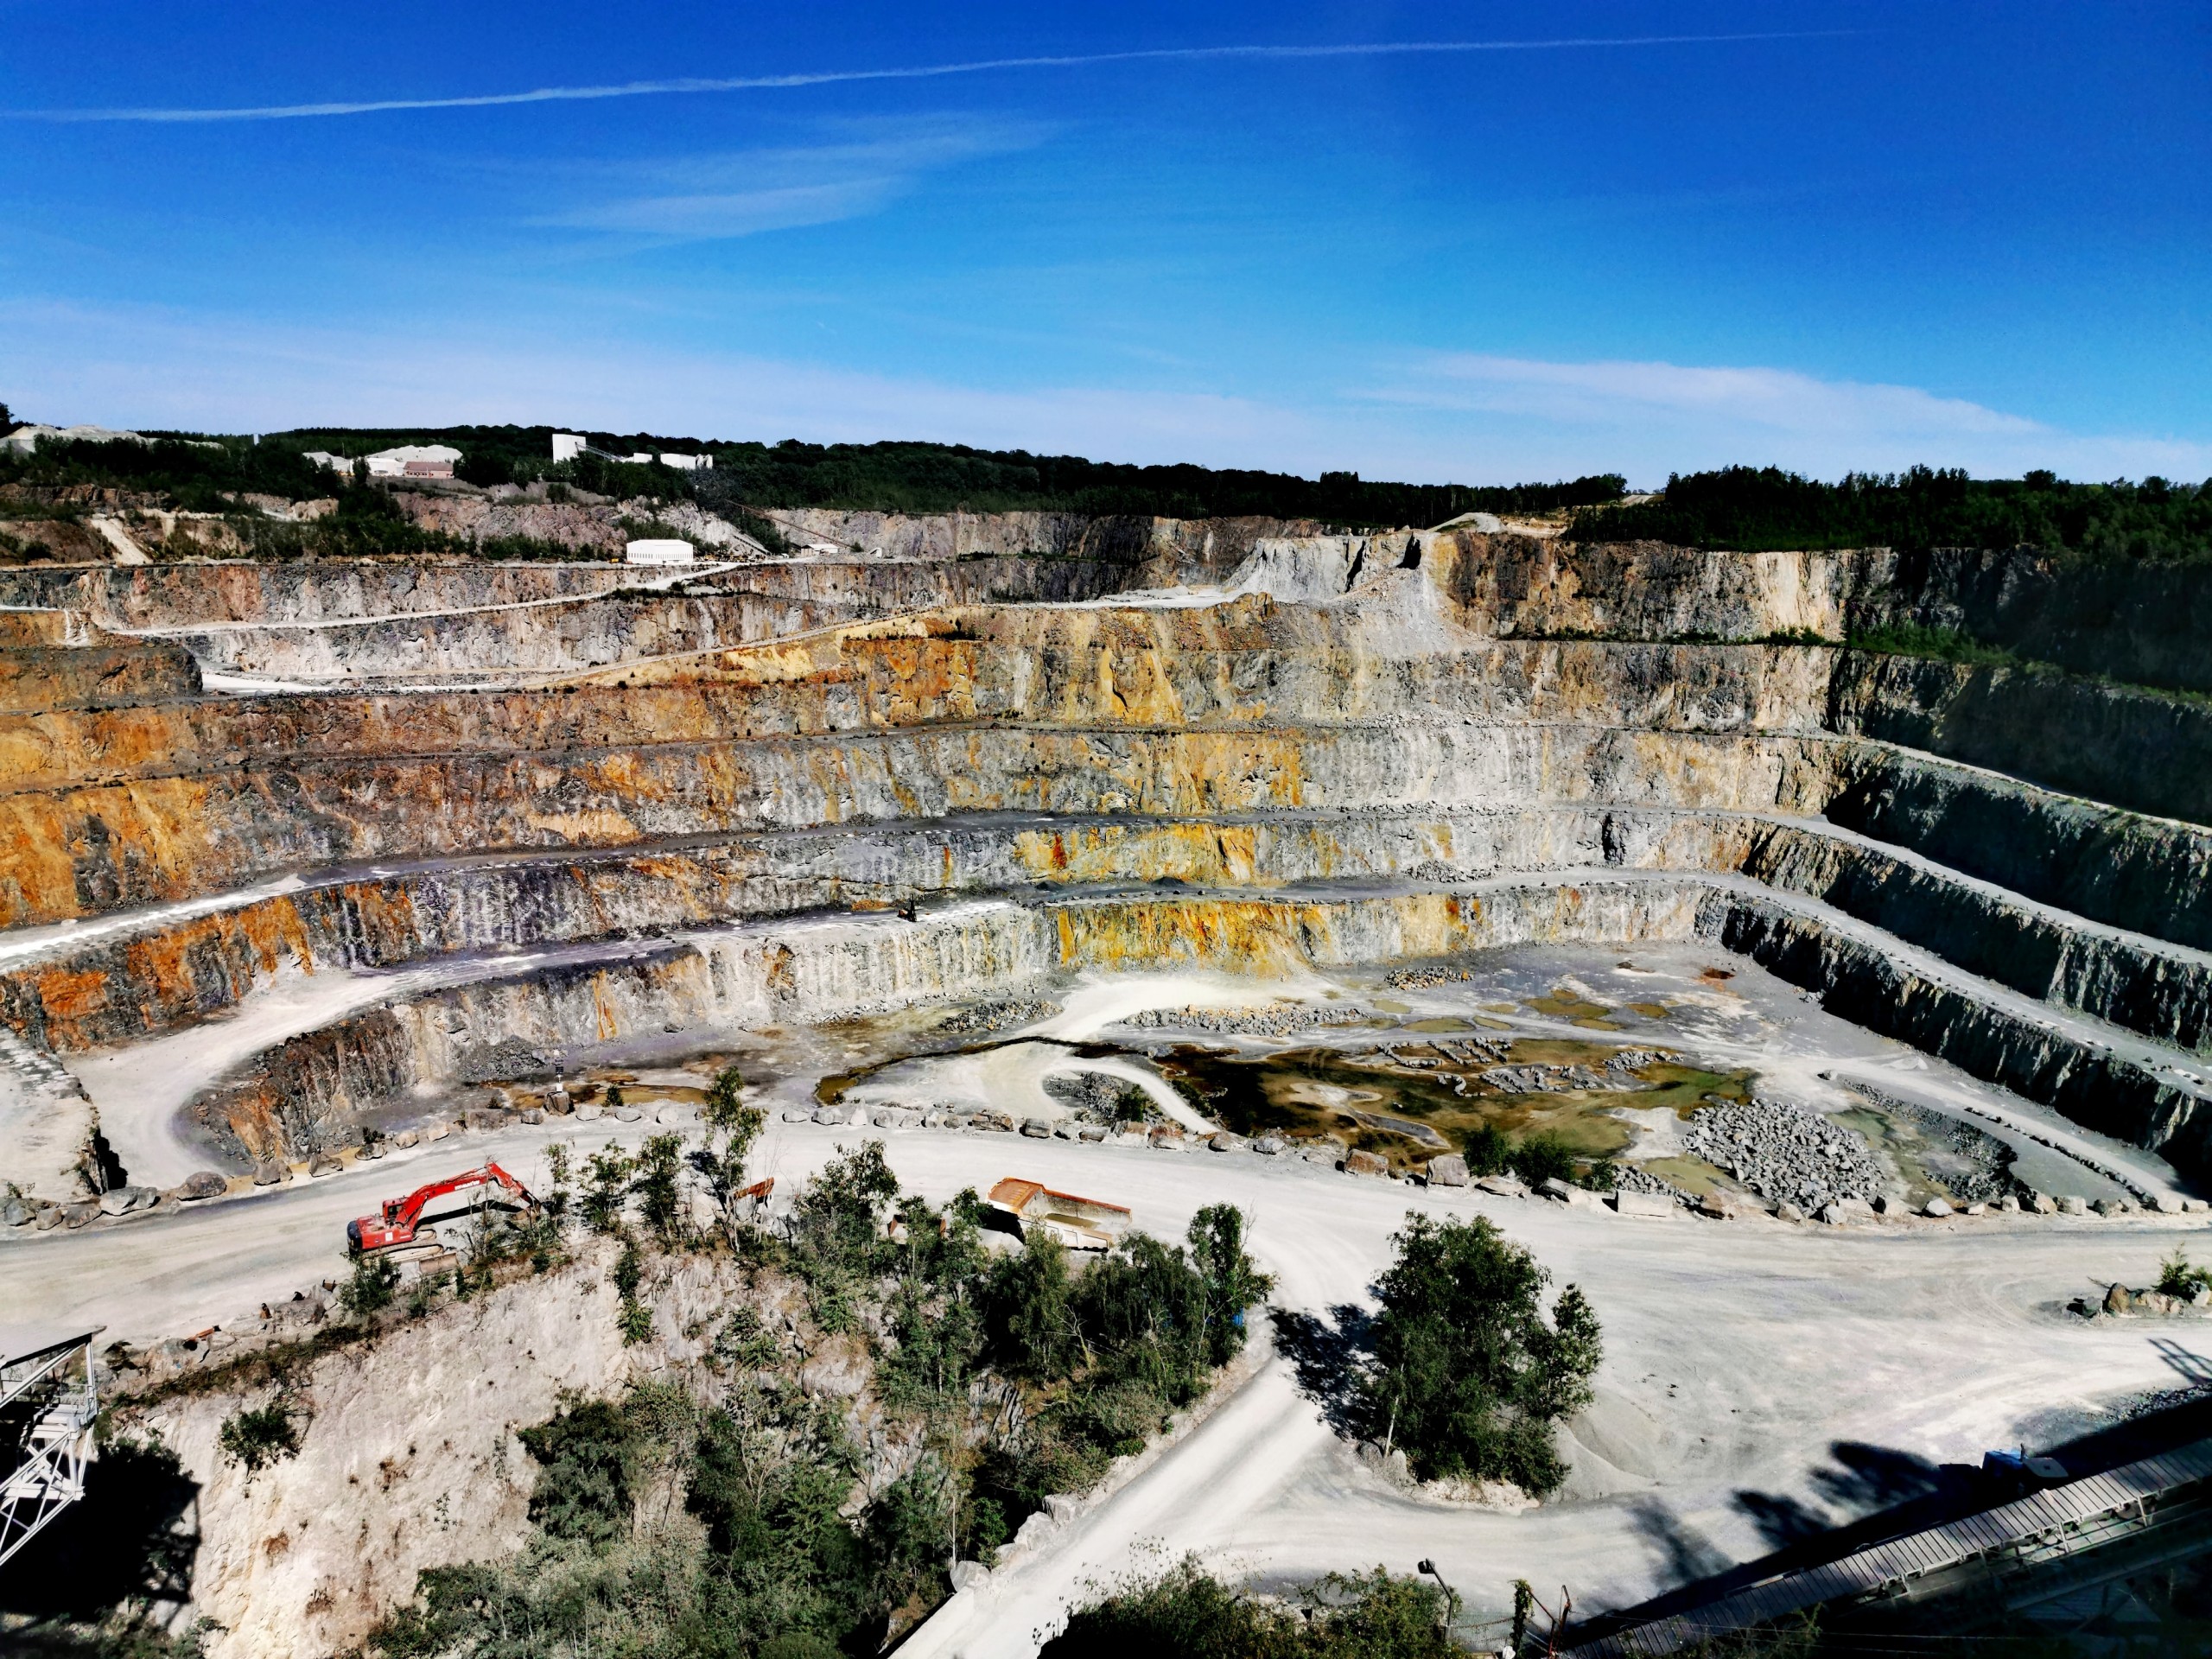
[625,537,696,565]
[550,433,712,471]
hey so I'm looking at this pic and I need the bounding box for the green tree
[582,1141,633,1234]
[1358,1213,1601,1494]
[1186,1205,1274,1367]
[631,1131,686,1241]
[703,1063,766,1201]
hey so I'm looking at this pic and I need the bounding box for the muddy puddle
[1155,1039,1756,1173]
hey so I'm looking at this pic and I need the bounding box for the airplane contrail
[7,33,1848,124]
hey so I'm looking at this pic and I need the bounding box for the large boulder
[1,1197,32,1227]
[2058,1194,2088,1216]
[1922,1197,1954,1218]
[949,1560,991,1593]
[175,1170,228,1201]
[1020,1118,1052,1139]
[1344,1148,1389,1178]
[1426,1154,1470,1187]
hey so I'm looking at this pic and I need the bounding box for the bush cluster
[1358,1213,1602,1495]
[1043,1560,1458,1659]
[1572,464,2212,562]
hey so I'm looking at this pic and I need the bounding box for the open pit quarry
[5,510,2212,1655]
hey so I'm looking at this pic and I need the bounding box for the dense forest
[1572,465,2212,562]
[0,418,1624,527]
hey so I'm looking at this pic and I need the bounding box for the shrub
[338,1253,399,1318]
[1506,1130,1579,1189]
[1460,1122,1511,1176]
[218,1402,300,1472]
[2159,1248,2211,1299]
[1358,1213,1601,1494]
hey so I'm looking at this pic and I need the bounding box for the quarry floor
[4,955,2209,1644]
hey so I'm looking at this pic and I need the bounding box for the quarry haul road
[4,1118,2207,1644]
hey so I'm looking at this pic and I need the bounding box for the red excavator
[347,1162,535,1255]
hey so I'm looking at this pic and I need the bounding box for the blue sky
[2,2,2206,486]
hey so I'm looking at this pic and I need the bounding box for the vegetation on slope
[1042,1559,1459,1659]
[1572,466,2212,561]
[357,1135,1272,1658]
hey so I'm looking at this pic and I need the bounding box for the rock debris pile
[1682,1098,1885,1210]
[1481,1061,1650,1095]
[933,998,1057,1036]
[1122,1003,1370,1036]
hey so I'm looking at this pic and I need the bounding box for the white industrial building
[552,434,712,472]
[625,537,696,565]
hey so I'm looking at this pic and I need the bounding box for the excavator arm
[348,1162,536,1254]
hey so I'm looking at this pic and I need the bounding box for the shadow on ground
[1269,1304,1374,1435]
[1570,1341,2212,1647]
[0,1434,200,1647]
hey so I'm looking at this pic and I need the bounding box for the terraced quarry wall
[2,526,2209,1200]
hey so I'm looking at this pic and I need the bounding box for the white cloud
[4,301,2206,486]
[536,118,1047,240]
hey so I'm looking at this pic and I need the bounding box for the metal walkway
[1571,1436,2212,1656]
[0,1325,102,1569]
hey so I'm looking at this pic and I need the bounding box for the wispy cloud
[536,118,1047,240]
[4,33,1847,124]
[1408,353,2043,440]
[1377,353,2212,480]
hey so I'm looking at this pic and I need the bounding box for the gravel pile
[1682,1098,1885,1209]
[1481,1064,1647,1095]
[1611,1163,1687,1202]
[1387,965,1480,989]
[1122,1003,1368,1036]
